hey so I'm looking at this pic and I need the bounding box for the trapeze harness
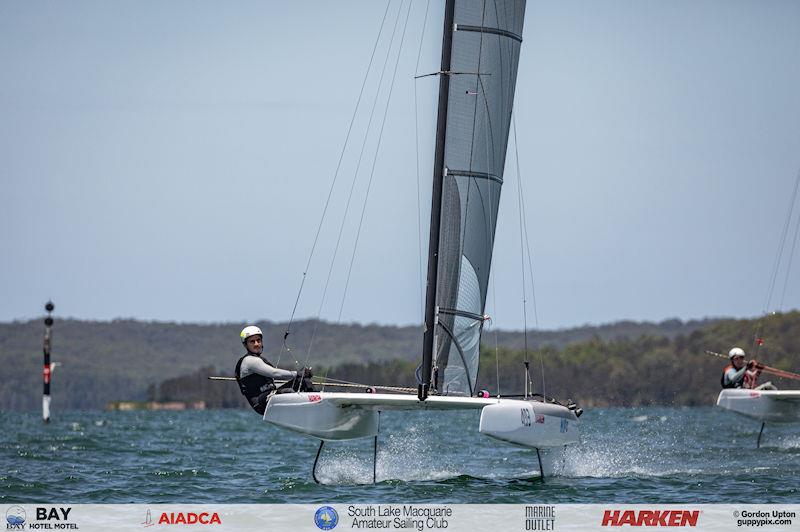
[235,355,276,414]
[721,364,758,389]
[235,354,315,414]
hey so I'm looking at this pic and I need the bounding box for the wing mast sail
[419,0,526,399]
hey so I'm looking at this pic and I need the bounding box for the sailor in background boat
[234,326,314,414]
[721,347,776,390]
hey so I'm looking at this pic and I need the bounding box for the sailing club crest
[315,506,339,530]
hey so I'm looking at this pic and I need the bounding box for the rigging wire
[512,114,530,397]
[336,0,414,324]
[753,168,800,356]
[762,169,800,315]
[512,115,545,398]
[278,0,393,365]
[522,182,545,398]
[302,0,406,364]
[313,374,417,392]
[413,0,432,325]
[778,169,800,311]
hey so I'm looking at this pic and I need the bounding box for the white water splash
[315,424,461,484]
[775,435,800,449]
[554,441,700,478]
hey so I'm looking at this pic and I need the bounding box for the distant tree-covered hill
[476,311,800,407]
[0,318,423,410]
[3,313,784,411]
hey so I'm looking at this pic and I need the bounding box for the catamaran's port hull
[263,392,579,449]
[716,389,800,423]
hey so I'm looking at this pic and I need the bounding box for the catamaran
[717,388,800,447]
[710,350,800,447]
[260,0,582,483]
[716,389,800,425]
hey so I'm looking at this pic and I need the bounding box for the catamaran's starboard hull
[263,392,579,449]
[716,389,800,423]
[479,401,579,448]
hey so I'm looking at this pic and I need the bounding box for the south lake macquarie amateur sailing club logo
[315,506,339,530]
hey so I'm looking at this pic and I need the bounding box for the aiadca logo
[314,506,338,530]
[5,506,26,530]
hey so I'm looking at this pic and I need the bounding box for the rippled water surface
[1,407,798,503]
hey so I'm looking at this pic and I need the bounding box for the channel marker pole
[43,301,54,423]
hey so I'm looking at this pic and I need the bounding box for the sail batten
[421,0,526,398]
[455,24,523,43]
[447,169,503,184]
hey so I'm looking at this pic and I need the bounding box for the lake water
[1,407,798,503]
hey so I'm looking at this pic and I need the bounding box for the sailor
[720,347,775,390]
[721,347,750,388]
[235,326,314,414]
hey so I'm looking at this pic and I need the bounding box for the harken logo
[6,506,26,530]
[314,506,338,530]
[602,510,700,527]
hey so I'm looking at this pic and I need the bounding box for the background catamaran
[710,349,800,447]
[712,170,800,447]
[262,0,582,482]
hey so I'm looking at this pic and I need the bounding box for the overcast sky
[2,1,800,331]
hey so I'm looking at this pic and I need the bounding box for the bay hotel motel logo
[6,506,26,530]
[5,507,77,530]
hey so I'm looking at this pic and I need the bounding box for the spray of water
[314,423,461,484]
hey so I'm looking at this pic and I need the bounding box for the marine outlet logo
[315,506,339,530]
[6,506,26,530]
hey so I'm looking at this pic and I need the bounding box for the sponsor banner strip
[3,504,799,531]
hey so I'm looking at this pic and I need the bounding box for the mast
[43,300,54,423]
[419,0,456,401]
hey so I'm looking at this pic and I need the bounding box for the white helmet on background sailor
[240,325,263,344]
[728,347,746,359]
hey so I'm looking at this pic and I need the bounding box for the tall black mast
[419,0,456,401]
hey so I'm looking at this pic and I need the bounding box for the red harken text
[602,510,699,527]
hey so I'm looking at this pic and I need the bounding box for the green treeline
[151,313,800,409]
[1,313,796,410]
[479,312,800,406]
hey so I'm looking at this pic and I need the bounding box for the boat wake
[313,427,460,484]
[554,442,700,479]
[774,435,800,450]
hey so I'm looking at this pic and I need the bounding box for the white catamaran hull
[716,389,800,423]
[479,401,579,448]
[264,392,579,449]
